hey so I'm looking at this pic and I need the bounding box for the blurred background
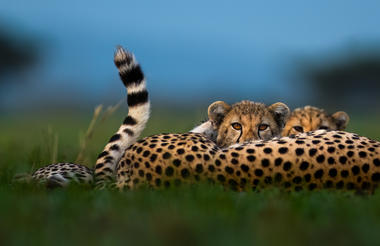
[1,0,380,113]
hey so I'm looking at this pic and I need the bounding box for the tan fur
[282,106,349,136]
[117,130,380,192]
[208,100,290,148]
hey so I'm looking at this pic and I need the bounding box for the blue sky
[1,0,380,109]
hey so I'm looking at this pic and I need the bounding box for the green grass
[1,108,380,246]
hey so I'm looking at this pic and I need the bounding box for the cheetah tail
[94,46,150,189]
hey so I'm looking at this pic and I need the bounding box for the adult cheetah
[31,47,380,193]
[30,47,292,188]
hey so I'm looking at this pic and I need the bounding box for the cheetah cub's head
[208,100,290,147]
[282,106,349,136]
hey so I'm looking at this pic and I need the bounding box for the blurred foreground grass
[1,108,380,246]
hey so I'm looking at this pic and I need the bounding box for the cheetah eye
[231,122,242,130]
[319,126,329,130]
[258,124,269,131]
[293,126,304,133]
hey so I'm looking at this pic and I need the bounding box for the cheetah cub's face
[282,106,349,136]
[208,100,290,148]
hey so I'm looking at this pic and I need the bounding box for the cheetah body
[117,130,380,192]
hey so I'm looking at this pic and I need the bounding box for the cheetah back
[117,130,380,192]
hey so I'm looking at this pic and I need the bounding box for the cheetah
[31,47,292,188]
[117,130,380,192]
[31,47,380,193]
[282,106,349,136]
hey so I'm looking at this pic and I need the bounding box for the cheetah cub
[191,100,290,147]
[282,106,349,136]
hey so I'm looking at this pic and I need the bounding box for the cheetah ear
[208,101,232,128]
[268,102,290,129]
[332,111,349,130]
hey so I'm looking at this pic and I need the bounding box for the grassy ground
[1,108,380,246]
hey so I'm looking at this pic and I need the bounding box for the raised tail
[94,46,150,188]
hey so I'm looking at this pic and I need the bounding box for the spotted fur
[32,163,93,187]
[30,46,150,188]
[282,106,349,136]
[117,130,380,192]
[93,46,150,188]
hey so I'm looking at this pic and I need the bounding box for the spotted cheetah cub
[282,106,349,136]
[191,101,290,147]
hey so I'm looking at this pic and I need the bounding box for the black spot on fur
[246,149,255,154]
[275,158,283,166]
[329,168,337,177]
[362,164,370,173]
[347,151,354,157]
[185,155,194,162]
[163,152,171,159]
[341,170,349,178]
[316,155,325,163]
[283,162,292,171]
[295,148,304,156]
[247,155,256,162]
[374,158,380,166]
[261,159,270,168]
[309,149,317,157]
[155,166,162,174]
[181,168,190,178]
[177,149,185,155]
[263,148,272,154]
[241,164,249,172]
[293,176,302,184]
[351,166,360,175]
[339,156,347,165]
[150,154,157,162]
[195,164,204,173]
[225,166,234,174]
[109,134,121,143]
[254,169,263,177]
[95,163,104,169]
[314,169,324,179]
[142,150,150,157]
[328,157,335,165]
[165,166,174,176]
[338,144,345,150]
[327,147,335,153]
[304,174,311,182]
[110,144,120,151]
[119,64,144,86]
[359,151,367,158]
[97,151,108,159]
[300,161,309,171]
[123,116,137,125]
[127,90,149,107]
[278,147,288,154]
[208,165,215,172]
